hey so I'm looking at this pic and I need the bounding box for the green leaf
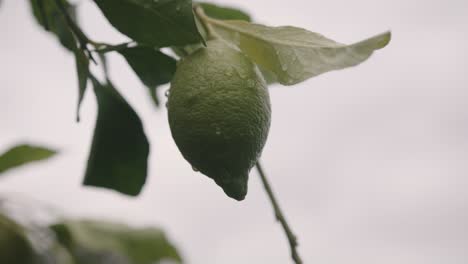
[30,0,90,120]
[170,2,251,58]
[206,19,391,85]
[0,144,56,175]
[84,78,149,196]
[29,0,77,51]
[199,2,251,21]
[118,47,177,107]
[94,0,203,47]
[74,47,90,122]
[51,220,182,264]
[0,214,36,264]
[259,67,277,85]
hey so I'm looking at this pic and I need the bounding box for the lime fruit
[168,39,271,201]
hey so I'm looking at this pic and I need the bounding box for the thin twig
[255,161,303,264]
[91,42,134,53]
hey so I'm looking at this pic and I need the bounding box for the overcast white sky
[1,0,468,263]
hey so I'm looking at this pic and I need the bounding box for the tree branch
[255,161,303,264]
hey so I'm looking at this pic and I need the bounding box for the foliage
[1,1,391,262]
[118,46,177,106]
[51,220,182,263]
[0,210,181,264]
[23,0,390,197]
[0,144,56,175]
[83,78,150,196]
[0,213,35,264]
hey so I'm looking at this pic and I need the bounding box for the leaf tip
[375,31,392,50]
[76,110,81,122]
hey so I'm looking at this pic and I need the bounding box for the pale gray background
[1,0,468,263]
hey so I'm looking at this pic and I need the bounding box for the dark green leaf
[29,0,77,51]
[94,0,203,47]
[199,2,251,21]
[84,78,149,196]
[0,144,56,175]
[51,220,182,264]
[74,47,90,122]
[118,47,177,106]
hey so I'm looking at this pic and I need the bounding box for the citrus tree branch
[54,0,88,44]
[255,161,303,264]
[53,0,98,64]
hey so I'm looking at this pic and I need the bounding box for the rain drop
[192,166,199,172]
[164,89,170,97]
[215,127,221,135]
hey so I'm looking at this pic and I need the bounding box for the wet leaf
[94,0,203,47]
[208,19,391,85]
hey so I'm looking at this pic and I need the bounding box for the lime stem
[194,5,218,41]
[255,161,303,264]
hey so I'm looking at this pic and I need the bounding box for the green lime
[168,39,271,201]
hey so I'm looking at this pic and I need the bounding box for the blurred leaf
[118,47,177,107]
[208,18,391,85]
[51,220,182,264]
[30,0,90,121]
[94,0,203,47]
[84,78,149,196]
[29,0,77,51]
[0,214,35,264]
[48,243,75,264]
[199,2,251,21]
[74,47,90,122]
[0,144,56,175]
